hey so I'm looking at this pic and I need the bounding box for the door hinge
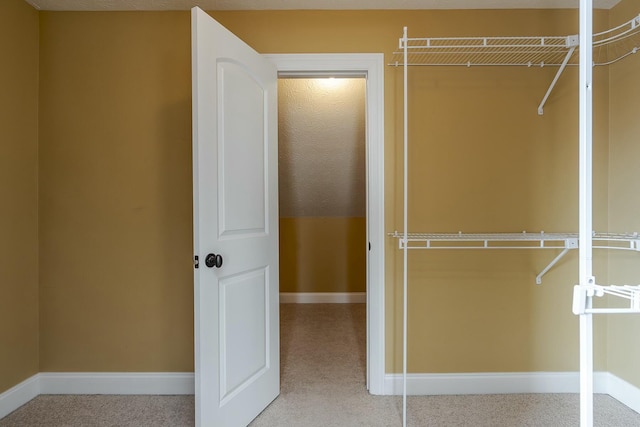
[194,255,199,269]
[369,242,371,251]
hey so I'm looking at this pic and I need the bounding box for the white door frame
[264,53,385,395]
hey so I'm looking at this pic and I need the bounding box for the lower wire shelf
[389,231,640,284]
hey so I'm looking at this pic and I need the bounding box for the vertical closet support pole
[578,0,594,426]
[402,26,409,427]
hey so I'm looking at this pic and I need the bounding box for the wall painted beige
[37,9,614,375]
[280,217,366,293]
[607,0,640,389]
[0,0,39,393]
[38,12,194,372]
[278,78,366,293]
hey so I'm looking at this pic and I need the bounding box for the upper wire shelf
[390,14,640,67]
[389,13,640,115]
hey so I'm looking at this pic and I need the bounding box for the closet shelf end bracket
[538,38,578,115]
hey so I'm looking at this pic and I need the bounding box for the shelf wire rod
[586,308,640,314]
[593,16,640,46]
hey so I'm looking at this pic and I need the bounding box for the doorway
[265,54,385,394]
[278,76,367,299]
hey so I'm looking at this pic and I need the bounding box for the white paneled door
[191,7,279,427]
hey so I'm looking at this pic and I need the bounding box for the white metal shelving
[391,5,640,427]
[573,284,640,314]
[390,13,640,115]
[390,14,640,67]
[389,231,640,284]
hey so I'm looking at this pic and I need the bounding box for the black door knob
[205,253,223,268]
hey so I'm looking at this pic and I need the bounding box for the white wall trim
[0,374,39,419]
[604,372,640,415]
[280,292,366,303]
[0,372,194,419]
[383,371,612,396]
[265,53,385,396]
[2,371,638,419]
[38,372,194,395]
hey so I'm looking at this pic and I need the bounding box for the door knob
[205,253,223,268]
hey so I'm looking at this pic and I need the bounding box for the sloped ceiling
[25,0,621,11]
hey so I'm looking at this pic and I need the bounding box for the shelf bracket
[536,238,578,284]
[538,38,578,115]
[573,283,640,315]
[572,283,601,315]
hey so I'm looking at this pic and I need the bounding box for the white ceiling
[24,0,621,11]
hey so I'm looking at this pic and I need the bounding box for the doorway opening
[278,76,367,299]
[265,54,385,394]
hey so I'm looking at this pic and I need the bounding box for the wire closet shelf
[388,231,640,285]
[390,14,640,67]
[389,231,640,250]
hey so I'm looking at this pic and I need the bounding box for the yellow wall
[36,8,616,376]
[607,0,640,389]
[280,218,366,293]
[0,0,39,393]
[38,12,194,372]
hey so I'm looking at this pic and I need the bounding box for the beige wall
[38,12,194,372]
[0,0,39,393]
[278,78,366,293]
[607,0,640,389]
[280,217,366,293]
[34,8,620,377]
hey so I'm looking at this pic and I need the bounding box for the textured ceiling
[25,0,621,11]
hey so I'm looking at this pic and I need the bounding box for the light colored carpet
[251,304,640,427]
[1,303,639,426]
[0,394,194,427]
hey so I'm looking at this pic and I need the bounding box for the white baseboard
[280,292,366,303]
[2,371,638,421]
[0,375,39,419]
[0,372,194,420]
[39,372,194,395]
[383,371,611,396]
[605,372,640,415]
